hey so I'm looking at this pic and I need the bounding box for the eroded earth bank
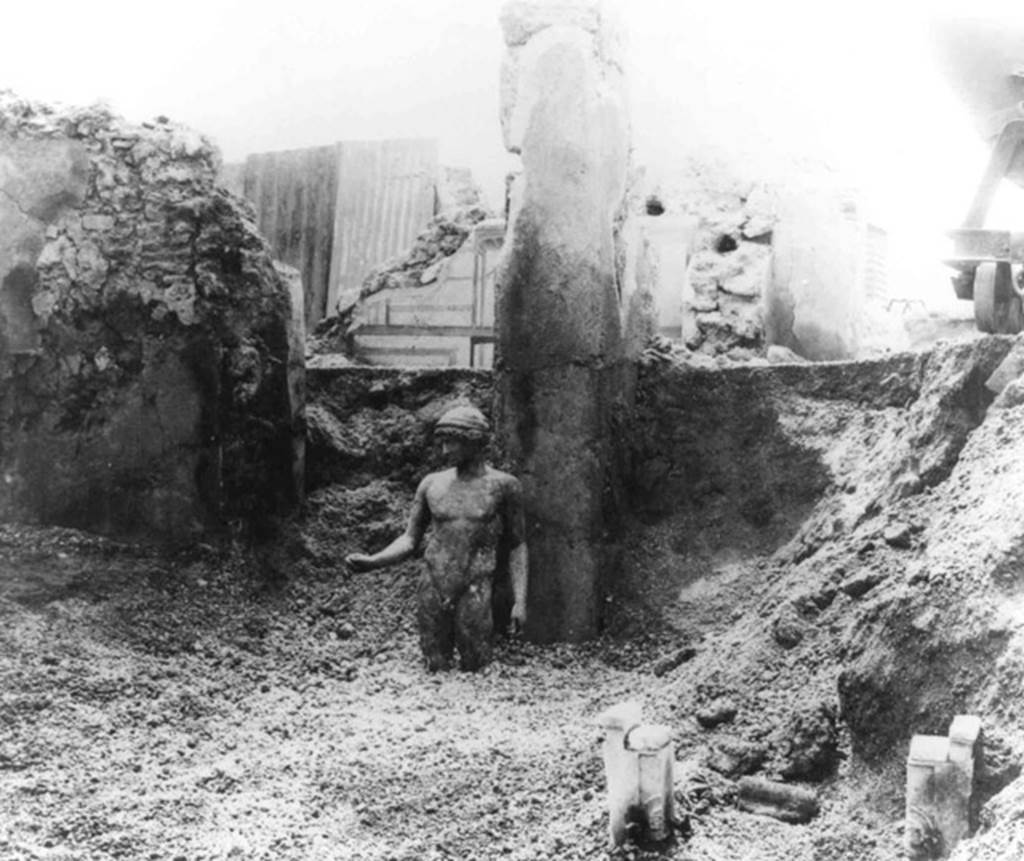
[6,336,1024,860]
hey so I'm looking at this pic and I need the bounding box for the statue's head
[435,405,489,465]
[436,405,489,440]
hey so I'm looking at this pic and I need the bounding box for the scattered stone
[706,737,767,778]
[696,699,738,730]
[857,540,877,557]
[976,731,1023,805]
[839,571,886,599]
[419,258,444,285]
[358,208,488,305]
[741,215,774,241]
[984,341,1024,396]
[318,599,345,619]
[993,376,1024,409]
[652,646,698,677]
[81,213,115,231]
[736,776,820,824]
[772,608,808,649]
[911,607,939,632]
[811,587,837,610]
[891,471,923,500]
[883,522,913,549]
[791,594,820,618]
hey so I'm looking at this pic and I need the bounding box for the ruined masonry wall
[647,154,903,361]
[0,94,302,542]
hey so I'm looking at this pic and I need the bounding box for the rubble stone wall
[647,155,902,361]
[0,94,302,543]
[645,156,776,357]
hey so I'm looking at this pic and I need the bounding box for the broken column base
[905,715,981,860]
[597,701,676,847]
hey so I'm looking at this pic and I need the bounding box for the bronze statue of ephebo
[345,406,528,672]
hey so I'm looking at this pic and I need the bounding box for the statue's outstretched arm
[345,476,432,572]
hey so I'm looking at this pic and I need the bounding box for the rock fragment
[736,776,820,823]
[696,699,738,730]
[883,522,913,549]
[652,646,697,677]
[706,737,767,778]
[773,607,808,648]
[839,570,886,599]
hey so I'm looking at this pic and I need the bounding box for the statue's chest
[428,482,500,523]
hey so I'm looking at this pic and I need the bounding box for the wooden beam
[355,324,495,340]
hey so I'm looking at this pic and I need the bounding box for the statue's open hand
[509,601,527,636]
[345,553,375,572]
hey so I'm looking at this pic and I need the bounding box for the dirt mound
[620,335,1024,858]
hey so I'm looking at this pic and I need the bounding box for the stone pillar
[496,0,632,642]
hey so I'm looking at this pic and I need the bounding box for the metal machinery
[934,21,1024,333]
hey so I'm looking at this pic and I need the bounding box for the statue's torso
[422,467,516,598]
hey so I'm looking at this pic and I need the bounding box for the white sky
[4,0,1024,306]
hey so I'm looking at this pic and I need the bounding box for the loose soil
[6,337,1024,861]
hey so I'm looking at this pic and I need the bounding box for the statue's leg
[455,580,494,671]
[416,578,454,672]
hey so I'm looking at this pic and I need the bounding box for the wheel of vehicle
[974,261,1024,333]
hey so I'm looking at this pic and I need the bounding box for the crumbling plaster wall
[0,94,302,543]
[646,154,904,361]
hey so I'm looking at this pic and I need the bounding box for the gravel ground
[0,515,897,861]
[7,339,1024,860]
